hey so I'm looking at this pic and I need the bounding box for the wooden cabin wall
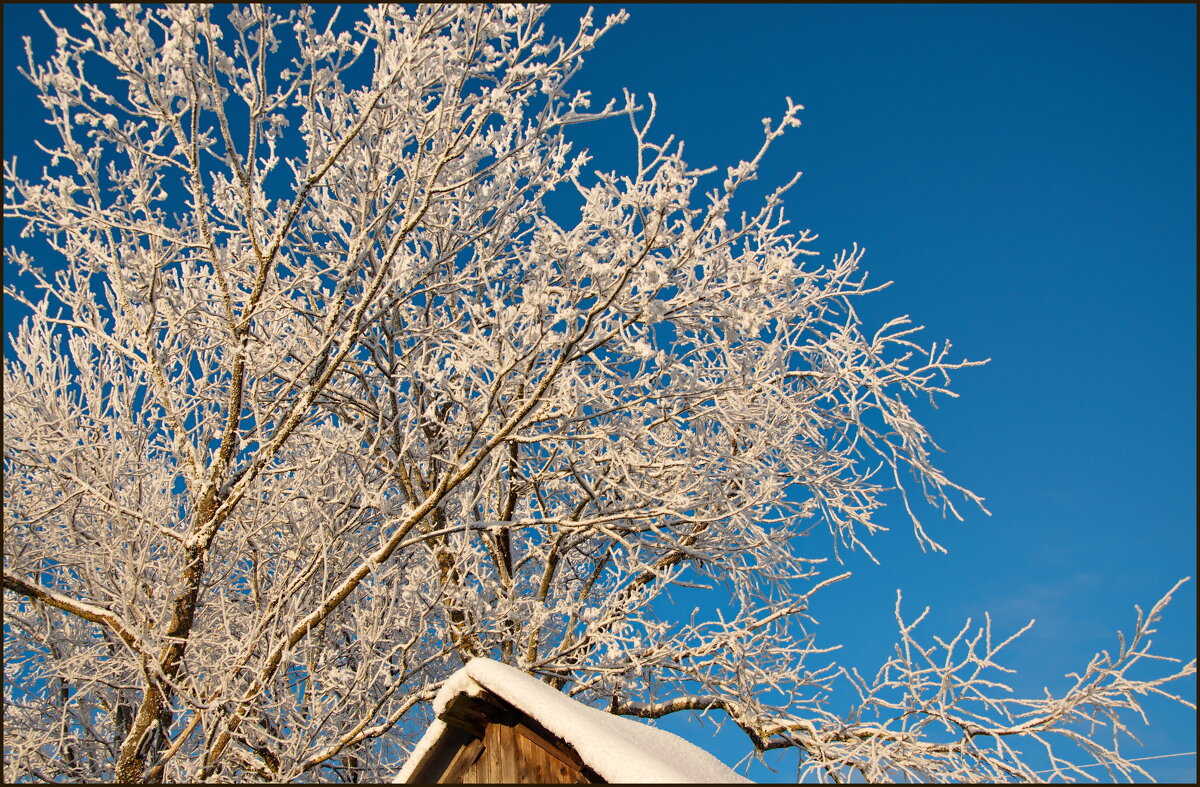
[440,720,594,784]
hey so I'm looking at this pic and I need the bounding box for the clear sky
[4,4,1195,783]
[539,4,1197,781]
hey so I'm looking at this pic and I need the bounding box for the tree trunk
[114,545,205,782]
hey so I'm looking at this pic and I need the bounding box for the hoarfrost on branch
[3,4,1193,783]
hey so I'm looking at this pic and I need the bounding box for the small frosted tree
[3,4,1193,783]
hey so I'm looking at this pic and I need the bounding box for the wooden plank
[513,722,585,768]
[439,695,496,739]
[462,737,487,785]
[500,721,520,784]
[438,738,484,784]
[482,721,501,784]
[517,731,551,783]
[513,724,587,784]
[404,725,475,784]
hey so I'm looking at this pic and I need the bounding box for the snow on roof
[394,658,753,784]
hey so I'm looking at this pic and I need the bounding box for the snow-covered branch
[3,4,1191,783]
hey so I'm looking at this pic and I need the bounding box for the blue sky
[4,3,1195,783]
[543,3,1196,781]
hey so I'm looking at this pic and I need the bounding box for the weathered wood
[483,722,501,783]
[514,721,586,770]
[502,721,519,783]
[440,692,510,739]
[515,727,583,783]
[406,690,602,783]
[405,724,475,784]
[439,738,484,784]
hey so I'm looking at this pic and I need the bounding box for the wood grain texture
[439,738,484,784]
[411,694,602,783]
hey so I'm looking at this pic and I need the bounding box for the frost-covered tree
[3,5,1193,783]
